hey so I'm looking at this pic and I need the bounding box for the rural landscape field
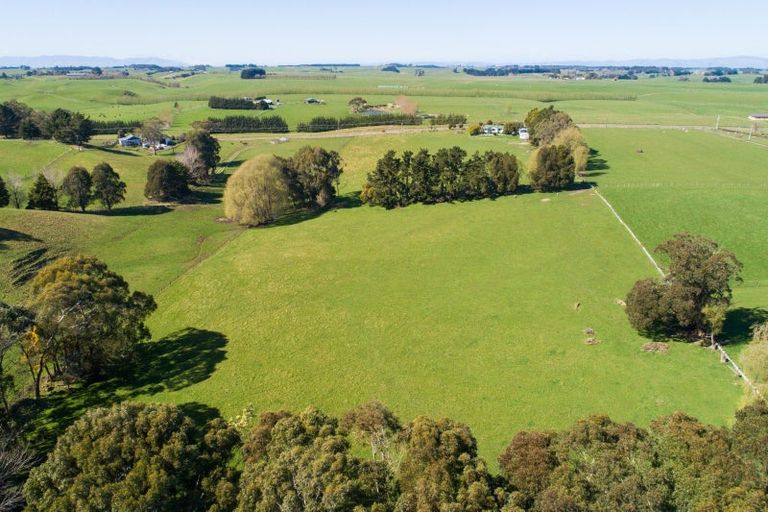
[1,2,768,510]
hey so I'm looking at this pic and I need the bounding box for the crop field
[1,67,767,460]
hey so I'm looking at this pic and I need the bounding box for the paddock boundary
[589,185,762,397]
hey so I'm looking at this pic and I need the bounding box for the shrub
[224,155,290,226]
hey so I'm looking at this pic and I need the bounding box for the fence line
[589,185,762,397]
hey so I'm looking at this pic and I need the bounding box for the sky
[2,0,767,65]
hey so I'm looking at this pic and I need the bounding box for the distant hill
[0,55,187,68]
[555,56,768,69]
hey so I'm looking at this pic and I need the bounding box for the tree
[283,146,343,208]
[26,173,58,210]
[408,148,437,203]
[237,407,395,511]
[144,160,190,201]
[397,416,500,512]
[240,67,266,79]
[91,162,126,210]
[625,233,742,338]
[140,118,166,145]
[26,255,156,386]
[5,173,25,209]
[45,108,92,145]
[224,155,291,226]
[528,144,575,192]
[23,402,239,512]
[61,166,92,212]
[341,401,402,464]
[0,430,35,512]
[498,431,557,509]
[361,150,404,209]
[348,96,368,113]
[0,103,20,138]
[184,129,221,183]
[0,177,8,208]
[485,151,519,195]
[0,303,34,415]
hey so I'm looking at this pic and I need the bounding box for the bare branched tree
[0,430,35,512]
[5,174,25,209]
[179,145,208,184]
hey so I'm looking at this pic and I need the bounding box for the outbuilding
[481,124,505,135]
[118,134,142,147]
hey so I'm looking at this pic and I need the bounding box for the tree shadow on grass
[583,148,610,178]
[722,307,768,347]
[85,144,141,157]
[0,228,41,251]
[266,191,363,228]
[91,205,173,217]
[13,327,228,453]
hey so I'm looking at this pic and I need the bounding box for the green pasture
[1,71,765,461]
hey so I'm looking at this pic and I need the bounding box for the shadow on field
[13,327,228,452]
[722,307,768,346]
[94,205,173,217]
[584,148,610,177]
[86,144,141,157]
[266,191,363,228]
[0,228,41,250]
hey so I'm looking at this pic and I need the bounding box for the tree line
[361,148,521,208]
[0,163,127,212]
[208,96,269,110]
[90,119,141,135]
[240,67,266,79]
[297,113,422,132]
[0,100,93,144]
[7,396,768,511]
[195,115,289,133]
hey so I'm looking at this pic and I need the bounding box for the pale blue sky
[2,0,767,65]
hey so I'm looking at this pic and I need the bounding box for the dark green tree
[0,302,34,415]
[184,129,221,182]
[361,150,405,209]
[27,255,157,384]
[485,151,519,195]
[61,166,92,211]
[144,160,190,201]
[397,416,500,512]
[282,145,343,208]
[23,402,240,512]
[26,173,58,210]
[529,145,575,192]
[408,148,436,203]
[625,233,742,338]
[45,108,93,145]
[0,176,9,208]
[91,162,126,210]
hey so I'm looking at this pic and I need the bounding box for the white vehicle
[519,128,530,141]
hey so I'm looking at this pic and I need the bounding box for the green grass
[1,71,763,462]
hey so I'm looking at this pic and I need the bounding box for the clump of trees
[528,144,575,192]
[20,398,768,511]
[223,155,290,226]
[0,100,93,144]
[179,129,220,184]
[625,233,742,341]
[703,75,732,83]
[23,402,239,512]
[224,146,344,226]
[0,255,155,402]
[297,113,422,133]
[361,147,520,208]
[196,115,289,133]
[754,74,768,84]
[240,67,266,79]
[208,96,263,110]
[21,163,127,212]
[525,106,575,147]
[430,113,467,128]
[144,160,190,201]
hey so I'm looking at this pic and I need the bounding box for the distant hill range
[0,55,187,68]
[553,56,768,69]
